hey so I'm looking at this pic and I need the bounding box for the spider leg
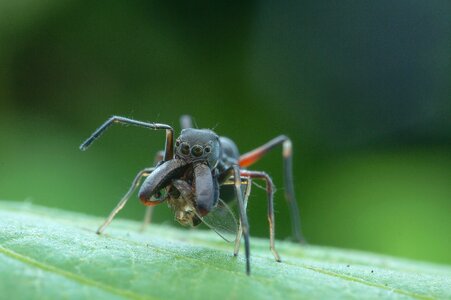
[219,166,251,275]
[233,166,251,275]
[239,135,305,243]
[234,177,251,257]
[241,170,281,262]
[80,116,174,161]
[97,167,155,234]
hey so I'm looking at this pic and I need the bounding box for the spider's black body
[80,115,304,275]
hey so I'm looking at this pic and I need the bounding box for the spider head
[174,128,221,168]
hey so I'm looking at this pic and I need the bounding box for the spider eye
[191,145,203,157]
[180,142,190,155]
[175,140,180,147]
[204,146,211,153]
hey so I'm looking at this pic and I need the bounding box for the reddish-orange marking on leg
[239,149,267,168]
[239,135,288,168]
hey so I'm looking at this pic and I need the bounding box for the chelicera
[80,115,304,275]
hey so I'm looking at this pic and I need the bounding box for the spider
[80,115,304,275]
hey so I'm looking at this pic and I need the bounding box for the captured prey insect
[79,115,304,275]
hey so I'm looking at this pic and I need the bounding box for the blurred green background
[0,1,450,265]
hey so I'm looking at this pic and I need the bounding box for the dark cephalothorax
[80,115,304,275]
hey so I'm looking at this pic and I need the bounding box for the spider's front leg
[79,116,176,233]
[80,115,174,161]
[233,176,251,257]
[219,166,251,275]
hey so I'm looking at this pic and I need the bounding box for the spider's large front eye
[191,145,203,157]
[180,142,190,155]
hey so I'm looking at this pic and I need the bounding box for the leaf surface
[0,201,449,300]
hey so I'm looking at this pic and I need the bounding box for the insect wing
[196,199,238,243]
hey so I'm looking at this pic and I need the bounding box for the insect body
[80,115,304,275]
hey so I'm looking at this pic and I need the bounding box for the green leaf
[0,201,450,300]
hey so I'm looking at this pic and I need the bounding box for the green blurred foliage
[0,1,450,264]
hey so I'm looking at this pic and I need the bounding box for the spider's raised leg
[97,167,155,234]
[239,135,305,243]
[80,116,174,161]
